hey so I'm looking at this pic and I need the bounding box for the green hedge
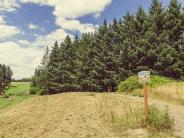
[29,87,40,95]
[118,75,173,93]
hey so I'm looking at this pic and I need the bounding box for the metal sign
[138,71,150,84]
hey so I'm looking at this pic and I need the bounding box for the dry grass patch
[96,94,175,137]
[133,82,184,106]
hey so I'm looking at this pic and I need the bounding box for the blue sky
[0,0,183,79]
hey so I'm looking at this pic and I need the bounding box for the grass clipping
[96,96,174,133]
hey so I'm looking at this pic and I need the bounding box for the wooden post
[143,83,148,119]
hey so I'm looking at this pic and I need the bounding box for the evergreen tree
[31,0,184,94]
[47,41,61,93]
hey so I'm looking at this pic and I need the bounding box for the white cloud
[33,28,73,47]
[0,15,20,38]
[0,41,43,79]
[28,22,39,30]
[0,0,112,79]
[20,0,112,18]
[20,0,112,33]
[0,25,20,38]
[16,39,31,46]
[0,15,6,24]
[0,0,19,12]
[56,18,97,33]
[94,13,101,19]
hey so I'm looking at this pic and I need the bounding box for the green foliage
[147,106,174,132]
[6,82,30,96]
[118,76,142,93]
[118,75,173,93]
[0,82,31,109]
[148,76,173,87]
[0,64,13,93]
[32,0,184,94]
[113,105,174,133]
[29,87,39,95]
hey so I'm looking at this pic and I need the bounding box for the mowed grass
[0,82,31,110]
[0,93,176,138]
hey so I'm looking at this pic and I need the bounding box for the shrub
[146,106,174,132]
[118,76,142,93]
[29,87,39,95]
[118,75,173,93]
[110,105,174,133]
[3,94,9,98]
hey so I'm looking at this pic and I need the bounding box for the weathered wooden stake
[143,83,148,119]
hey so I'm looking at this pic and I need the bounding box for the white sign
[138,71,150,84]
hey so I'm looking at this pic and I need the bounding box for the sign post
[138,71,150,120]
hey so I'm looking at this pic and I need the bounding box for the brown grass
[133,82,184,106]
[0,93,178,138]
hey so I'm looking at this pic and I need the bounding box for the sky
[0,0,184,79]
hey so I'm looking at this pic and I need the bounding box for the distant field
[0,82,31,109]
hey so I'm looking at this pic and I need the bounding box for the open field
[0,92,183,138]
[0,82,31,110]
[133,82,184,106]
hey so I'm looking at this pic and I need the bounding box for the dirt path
[0,93,117,138]
[149,99,184,138]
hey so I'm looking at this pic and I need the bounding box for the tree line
[31,0,184,94]
[0,64,13,94]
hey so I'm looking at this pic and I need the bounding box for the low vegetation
[118,75,173,93]
[0,82,31,109]
[118,75,184,105]
[96,95,174,137]
[149,82,184,105]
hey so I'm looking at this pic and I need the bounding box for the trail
[127,95,184,138]
[150,99,184,138]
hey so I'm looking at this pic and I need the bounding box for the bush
[118,75,173,93]
[3,94,9,98]
[146,106,174,132]
[118,76,142,93]
[112,105,174,133]
[29,87,39,95]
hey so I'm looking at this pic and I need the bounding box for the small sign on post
[138,71,150,119]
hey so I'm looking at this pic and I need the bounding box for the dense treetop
[0,64,13,93]
[31,0,184,94]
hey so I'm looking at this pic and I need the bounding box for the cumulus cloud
[20,0,112,33]
[16,39,31,47]
[20,0,112,18]
[0,0,112,79]
[56,18,97,33]
[33,28,73,47]
[0,0,19,12]
[0,15,20,38]
[0,15,6,24]
[0,41,43,79]
[28,23,39,30]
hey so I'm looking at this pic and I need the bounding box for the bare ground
[0,93,183,138]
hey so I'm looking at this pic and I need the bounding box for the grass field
[0,82,31,109]
[132,82,184,106]
[0,93,181,138]
[0,82,183,137]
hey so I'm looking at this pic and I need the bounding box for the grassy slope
[0,82,31,109]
